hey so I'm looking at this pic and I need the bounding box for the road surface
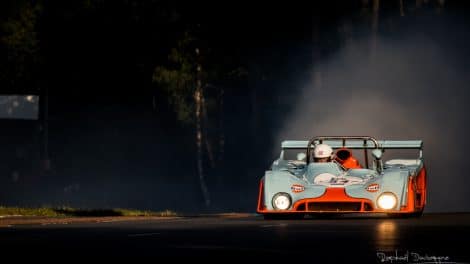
[1,213,469,263]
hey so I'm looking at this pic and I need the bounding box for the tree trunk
[215,87,225,187]
[201,93,215,168]
[399,0,405,16]
[41,87,50,171]
[218,87,224,163]
[195,52,210,206]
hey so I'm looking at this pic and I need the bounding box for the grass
[0,206,177,217]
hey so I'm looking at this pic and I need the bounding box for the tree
[1,1,42,91]
[153,30,212,207]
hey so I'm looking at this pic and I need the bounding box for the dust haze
[276,14,470,212]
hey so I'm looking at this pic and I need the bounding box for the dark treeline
[0,0,467,212]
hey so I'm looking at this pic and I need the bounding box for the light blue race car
[257,136,427,219]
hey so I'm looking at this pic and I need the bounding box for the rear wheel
[409,210,424,218]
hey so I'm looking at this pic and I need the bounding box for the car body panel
[258,137,427,216]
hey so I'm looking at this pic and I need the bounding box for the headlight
[377,192,398,210]
[272,192,292,210]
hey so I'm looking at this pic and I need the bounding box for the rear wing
[281,140,423,150]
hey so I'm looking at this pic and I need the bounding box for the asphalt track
[1,213,469,263]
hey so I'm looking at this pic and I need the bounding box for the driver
[313,144,334,163]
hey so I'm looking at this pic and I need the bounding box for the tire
[409,210,424,218]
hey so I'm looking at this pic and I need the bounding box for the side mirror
[371,149,383,173]
[371,149,383,160]
[296,152,307,161]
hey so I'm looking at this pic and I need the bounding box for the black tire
[409,210,424,218]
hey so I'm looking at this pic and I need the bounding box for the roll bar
[306,136,380,168]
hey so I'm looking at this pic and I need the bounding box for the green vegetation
[0,206,177,217]
[153,31,199,124]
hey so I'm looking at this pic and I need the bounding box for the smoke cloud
[276,14,470,212]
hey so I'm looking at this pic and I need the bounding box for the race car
[257,136,427,219]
